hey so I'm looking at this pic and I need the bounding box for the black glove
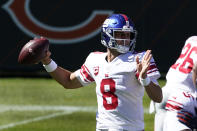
[177,110,197,130]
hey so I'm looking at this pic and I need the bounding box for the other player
[153,36,197,131]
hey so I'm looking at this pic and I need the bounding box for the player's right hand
[41,50,51,65]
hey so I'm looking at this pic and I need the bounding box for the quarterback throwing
[41,14,162,131]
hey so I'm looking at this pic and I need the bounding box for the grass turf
[0,78,166,130]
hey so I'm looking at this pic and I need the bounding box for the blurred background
[0,0,197,77]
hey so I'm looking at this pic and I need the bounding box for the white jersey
[75,51,160,130]
[162,36,197,130]
[163,90,197,131]
[166,36,197,92]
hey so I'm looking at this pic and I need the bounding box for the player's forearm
[42,57,82,89]
[49,66,82,89]
[144,82,163,103]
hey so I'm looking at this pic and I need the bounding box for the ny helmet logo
[2,0,113,44]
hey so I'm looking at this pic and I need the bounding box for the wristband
[43,60,57,72]
[139,76,151,86]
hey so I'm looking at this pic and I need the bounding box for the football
[18,37,49,64]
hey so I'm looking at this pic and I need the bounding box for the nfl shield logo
[93,66,99,76]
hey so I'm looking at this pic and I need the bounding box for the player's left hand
[136,50,152,79]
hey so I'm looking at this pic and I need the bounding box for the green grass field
[0,78,166,131]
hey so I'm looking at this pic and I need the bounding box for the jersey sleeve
[147,57,161,80]
[74,53,95,86]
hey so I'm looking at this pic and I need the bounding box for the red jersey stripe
[168,100,183,106]
[81,64,94,82]
[166,103,183,111]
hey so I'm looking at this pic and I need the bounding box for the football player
[41,14,162,131]
[152,36,197,131]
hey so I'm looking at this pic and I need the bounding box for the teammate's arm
[136,50,162,103]
[41,51,83,89]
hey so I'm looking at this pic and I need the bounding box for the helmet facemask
[112,29,136,53]
[102,28,136,53]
